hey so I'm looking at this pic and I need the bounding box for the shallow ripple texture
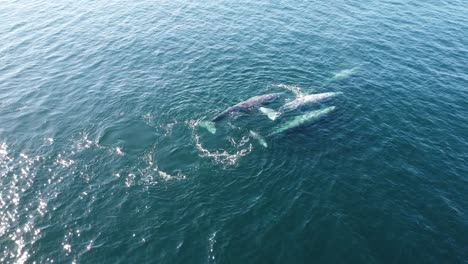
[1,0,468,263]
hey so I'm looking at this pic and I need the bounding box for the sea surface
[1,0,468,263]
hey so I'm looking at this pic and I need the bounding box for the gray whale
[212,93,282,122]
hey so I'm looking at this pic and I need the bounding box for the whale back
[212,93,282,122]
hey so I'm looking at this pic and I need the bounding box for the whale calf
[260,92,341,120]
[269,106,336,136]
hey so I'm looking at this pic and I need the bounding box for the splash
[138,149,186,184]
[194,134,252,166]
[188,118,254,166]
[186,118,201,129]
[125,173,137,187]
[72,132,94,151]
[271,84,304,97]
[208,232,217,262]
[159,120,180,136]
[115,147,124,156]
[157,170,187,181]
[228,136,250,148]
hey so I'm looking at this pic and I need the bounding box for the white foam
[208,232,217,261]
[155,168,185,182]
[158,170,173,180]
[228,136,250,148]
[272,83,304,97]
[125,173,136,187]
[63,244,71,254]
[194,134,252,166]
[115,147,124,156]
[139,149,187,183]
[73,132,94,151]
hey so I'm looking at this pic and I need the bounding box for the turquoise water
[1,0,468,263]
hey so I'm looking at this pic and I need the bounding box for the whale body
[332,67,358,81]
[281,92,341,111]
[198,93,282,134]
[269,106,336,136]
[260,92,341,120]
[212,93,282,122]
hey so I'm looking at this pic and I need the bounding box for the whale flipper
[259,107,279,121]
[249,130,268,148]
[199,121,217,134]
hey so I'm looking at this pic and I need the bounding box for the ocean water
[1,0,468,263]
